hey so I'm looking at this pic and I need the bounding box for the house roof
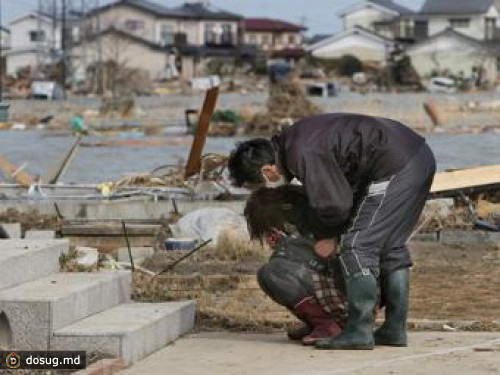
[307,25,394,52]
[338,0,414,18]
[173,2,243,20]
[420,0,495,15]
[89,0,242,20]
[406,27,499,53]
[243,18,306,32]
[370,0,415,15]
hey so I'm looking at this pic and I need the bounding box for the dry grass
[134,240,500,332]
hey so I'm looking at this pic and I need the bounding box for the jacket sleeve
[297,149,353,239]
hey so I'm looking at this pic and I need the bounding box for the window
[124,19,144,32]
[288,35,296,44]
[29,30,46,42]
[160,24,174,45]
[449,18,470,28]
[205,23,218,44]
[262,35,270,45]
[414,20,429,40]
[220,23,233,45]
[485,17,496,40]
[400,19,414,38]
[248,34,257,44]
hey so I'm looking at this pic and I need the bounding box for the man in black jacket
[228,113,436,350]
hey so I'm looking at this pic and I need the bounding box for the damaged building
[73,0,256,82]
[307,0,500,84]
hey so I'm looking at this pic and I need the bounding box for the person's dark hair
[244,185,310,244]
[228,138,275,187]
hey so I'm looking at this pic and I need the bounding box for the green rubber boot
[315,271,377,350]
[374,268,410,347]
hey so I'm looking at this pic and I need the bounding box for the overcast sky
[2,0,426,35]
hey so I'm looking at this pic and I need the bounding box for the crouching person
[245,185,347,345]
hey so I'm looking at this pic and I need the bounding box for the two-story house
[307,0,500,84]
[73,0,252,81]
[5,12,60,76]
[242,18,306,64]
[406,0,500,83]
[307,0,415,63]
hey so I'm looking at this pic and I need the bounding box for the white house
[307,26,394,62]
[5,12,61,76]
[74,0,247,81]
[406,0,500,82]
[308,0,414,64]
[407,28,499,83]
[418,0,499,41]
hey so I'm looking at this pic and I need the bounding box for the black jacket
[272,113,425,239]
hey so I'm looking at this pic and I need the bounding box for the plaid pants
[312,271,348,327]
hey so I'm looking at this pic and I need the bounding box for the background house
[417,0,500,41]
[5,12,60,76]
[307,0,414,64]
[75,0,247,81]
[307,0,500,84]
[407,0,500,83]
[243,18,306,64]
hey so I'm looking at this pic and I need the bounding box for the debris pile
[0,209,59,232]
[248,81,323,133]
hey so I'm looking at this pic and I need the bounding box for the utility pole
[61,0,67,99]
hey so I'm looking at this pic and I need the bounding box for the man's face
[261,165,287,188]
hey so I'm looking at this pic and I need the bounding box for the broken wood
[43,136,82,184]
[184,86,220,179]
[423,100,442,127]
[0,155,34,187]
[430,165,500,198]
[61,224,161,237]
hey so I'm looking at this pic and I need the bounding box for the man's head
[228,138,285,188]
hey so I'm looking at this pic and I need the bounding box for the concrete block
[117,247,154,263]
[440,230,500,246]
[25,230,56,239]
[52,301,196,365]
[0,271,131,350]
[73,358,126,375]
[0,240,69,290]
[0,223,21,239]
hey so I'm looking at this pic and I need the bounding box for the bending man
[229,113,436,350]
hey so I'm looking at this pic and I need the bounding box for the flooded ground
[0,130,499,183]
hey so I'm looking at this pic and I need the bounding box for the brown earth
[135,240,500,332]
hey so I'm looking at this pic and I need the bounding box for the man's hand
[314,238,338,258]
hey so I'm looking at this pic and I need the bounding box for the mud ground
[135,240,500,331]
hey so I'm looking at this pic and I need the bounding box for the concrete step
[0,240,68,290]
[0,271,131,350]
[52,301,196,365]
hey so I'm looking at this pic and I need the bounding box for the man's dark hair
[244,185,310,243]
[228,138,275,187]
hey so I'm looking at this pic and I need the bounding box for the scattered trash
[31,81,64,100]
[169,208,249,247]
[11,123,27,131]
[189,76,221,91]
[75,246,99,268]
[427,77,457,94]
[442,324,458,332]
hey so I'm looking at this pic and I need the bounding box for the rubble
[248,80,323,133]
[75,246,99,268]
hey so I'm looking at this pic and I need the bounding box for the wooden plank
[0,155,34,187]
[431,165,500,195]
[184,86,220,178]
[61,224,161,236]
